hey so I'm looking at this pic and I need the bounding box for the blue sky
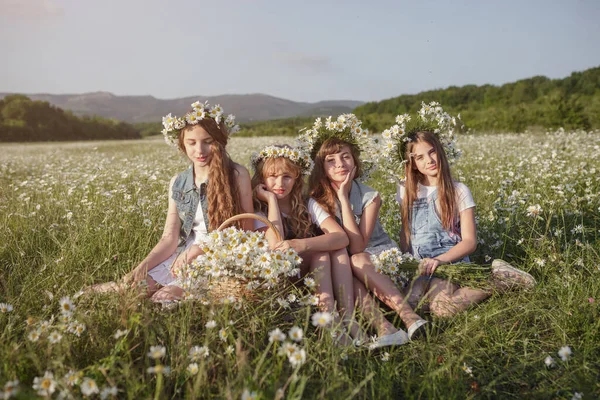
[1,0,599,102]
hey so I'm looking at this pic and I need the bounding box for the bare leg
[151,285,183,302]
[353,277,398,336]
[331,249,366,342]
[85,275,160,298]
[423,278,490,318]
[309,252,336,313]
[351,252,423,329]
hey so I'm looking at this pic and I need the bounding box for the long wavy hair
[251,152,313,239]
[402,131,457,238]
[309,137,362,216]
[178,118,242,230]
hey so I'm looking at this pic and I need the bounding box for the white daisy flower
[32,371,56,397]
[80,378,99,396]
[205,320,217,329]
[242,389,259,400]
[2,380,19,398]
[189,345,210,361]
[288,348,306,368]
[48,331,63,344]
[311,311,332,327]
[288,326,303,342]
[0,303,13,313]
[187,363,199,375]
[269,328,286,343]
[558,346,572,361]
[59,296,75,315]
[27,328,42,342]
[147,345,166,359]
[100,386,118,400]
[64,370,80,387]
[147,365,171,375]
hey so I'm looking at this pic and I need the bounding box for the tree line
[0,95,140,142]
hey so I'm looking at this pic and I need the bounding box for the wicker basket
[208,213,282,301]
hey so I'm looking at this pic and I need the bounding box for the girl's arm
[125,191,181,285]
[421,207,477,275]
[234,164,254,231]
[255,184,285,249]
[279,216,349,254]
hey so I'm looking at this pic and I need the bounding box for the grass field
[1,131,599,399]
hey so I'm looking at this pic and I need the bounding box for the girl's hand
[254,184,276,203]
[274,239,306,254]
[419,258,443,276]
[170,255,188,277]
[124,265,148,288]
[334,167,355,200]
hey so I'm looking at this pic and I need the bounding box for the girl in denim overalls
[90,102,254,302]
[310,137,426,347]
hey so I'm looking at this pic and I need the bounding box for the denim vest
[336,180,393,254]
[171,167,209,255]
[410,190,469,262]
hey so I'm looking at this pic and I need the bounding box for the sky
[1,0,599,103]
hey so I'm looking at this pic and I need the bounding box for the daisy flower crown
[296,114,377,179]
[250,145,314,177]
[377,101,463,177]
[161,100,241,147]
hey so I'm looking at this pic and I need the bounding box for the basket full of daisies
[173,214,303,301]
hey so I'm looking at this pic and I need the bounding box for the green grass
[1,133,599,399]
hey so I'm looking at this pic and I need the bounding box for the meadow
[0,130,599,399]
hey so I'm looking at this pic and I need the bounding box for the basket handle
[216,213,282,242]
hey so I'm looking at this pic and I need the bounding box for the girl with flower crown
[251,144,367,344]
[91,101,253,302]
[307,136,426,345]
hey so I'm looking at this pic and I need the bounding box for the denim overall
[410,190,469,262]
[336,180,394,254]
[170,167,209,256]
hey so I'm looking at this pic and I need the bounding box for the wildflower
[534,258,546,267]
[205,320,217,329]
[225,345,235,355]
[303,277,316,289]
[27,328,42,342]
[571,224,584,235]
[288,326,303,342]
[278,342,298,357]
[187,363,199,375]
[59,296,75,315]
[572,392,583,400]
[147,365,171,375]
[143,219,152,227]
[64,370,80,387]
[80,378,100,396]
[32,371,56,397]
[311,311,332,327]
[381,352,390,362]
[462,363,474,377]
[72,323,86,336]
[48,331,63,344]
[100,386,118,399]
[526,204,542,217]
[0,303,13,313]
[218,328,228,342]
[558,346,572,361]
[189,345,209,361]
[269,328,286,343]
[2,380,19,399]
[288,347,307,368]
[241,389,259,400]
[147,345,166,359]
[113,329,128,339]
[544,356,555,367]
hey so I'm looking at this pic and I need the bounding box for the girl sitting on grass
[90,101,253,302]
[251,145,366,345]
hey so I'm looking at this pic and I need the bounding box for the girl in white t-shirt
[251,145,364,345]
[398,130,535,316]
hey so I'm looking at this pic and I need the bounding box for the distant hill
[0,92,364,124]
[354,66,600,132]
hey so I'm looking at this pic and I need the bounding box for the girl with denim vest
[91,102,253,302]
[251,145,366,346]
[309,136,425,346]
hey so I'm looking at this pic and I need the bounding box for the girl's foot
[368,330,410,349]
[491,259,536,292]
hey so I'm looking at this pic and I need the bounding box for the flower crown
[296,114,377,180]
[161,100,241,147]
[250,145,314,177]
[376,101,462,177]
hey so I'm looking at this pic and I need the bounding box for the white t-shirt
[396,182,475,213]
[169,176,210,245]
[253,198,331,230]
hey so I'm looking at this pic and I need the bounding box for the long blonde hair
[178,118,242,230]
[251,153,313,239]
[309,137,361,216]
[402,131,457,238]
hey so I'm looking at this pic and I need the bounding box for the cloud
[0,0,64,19]
[274,51,334,73]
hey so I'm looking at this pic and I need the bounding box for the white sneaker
[491,259,536,291]
[368,330,410,350]
[407,319,428,340]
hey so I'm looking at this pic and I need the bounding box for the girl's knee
[429,293,458,318]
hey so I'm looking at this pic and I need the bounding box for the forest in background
[2,66,599,142]
[0,95,140,142]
